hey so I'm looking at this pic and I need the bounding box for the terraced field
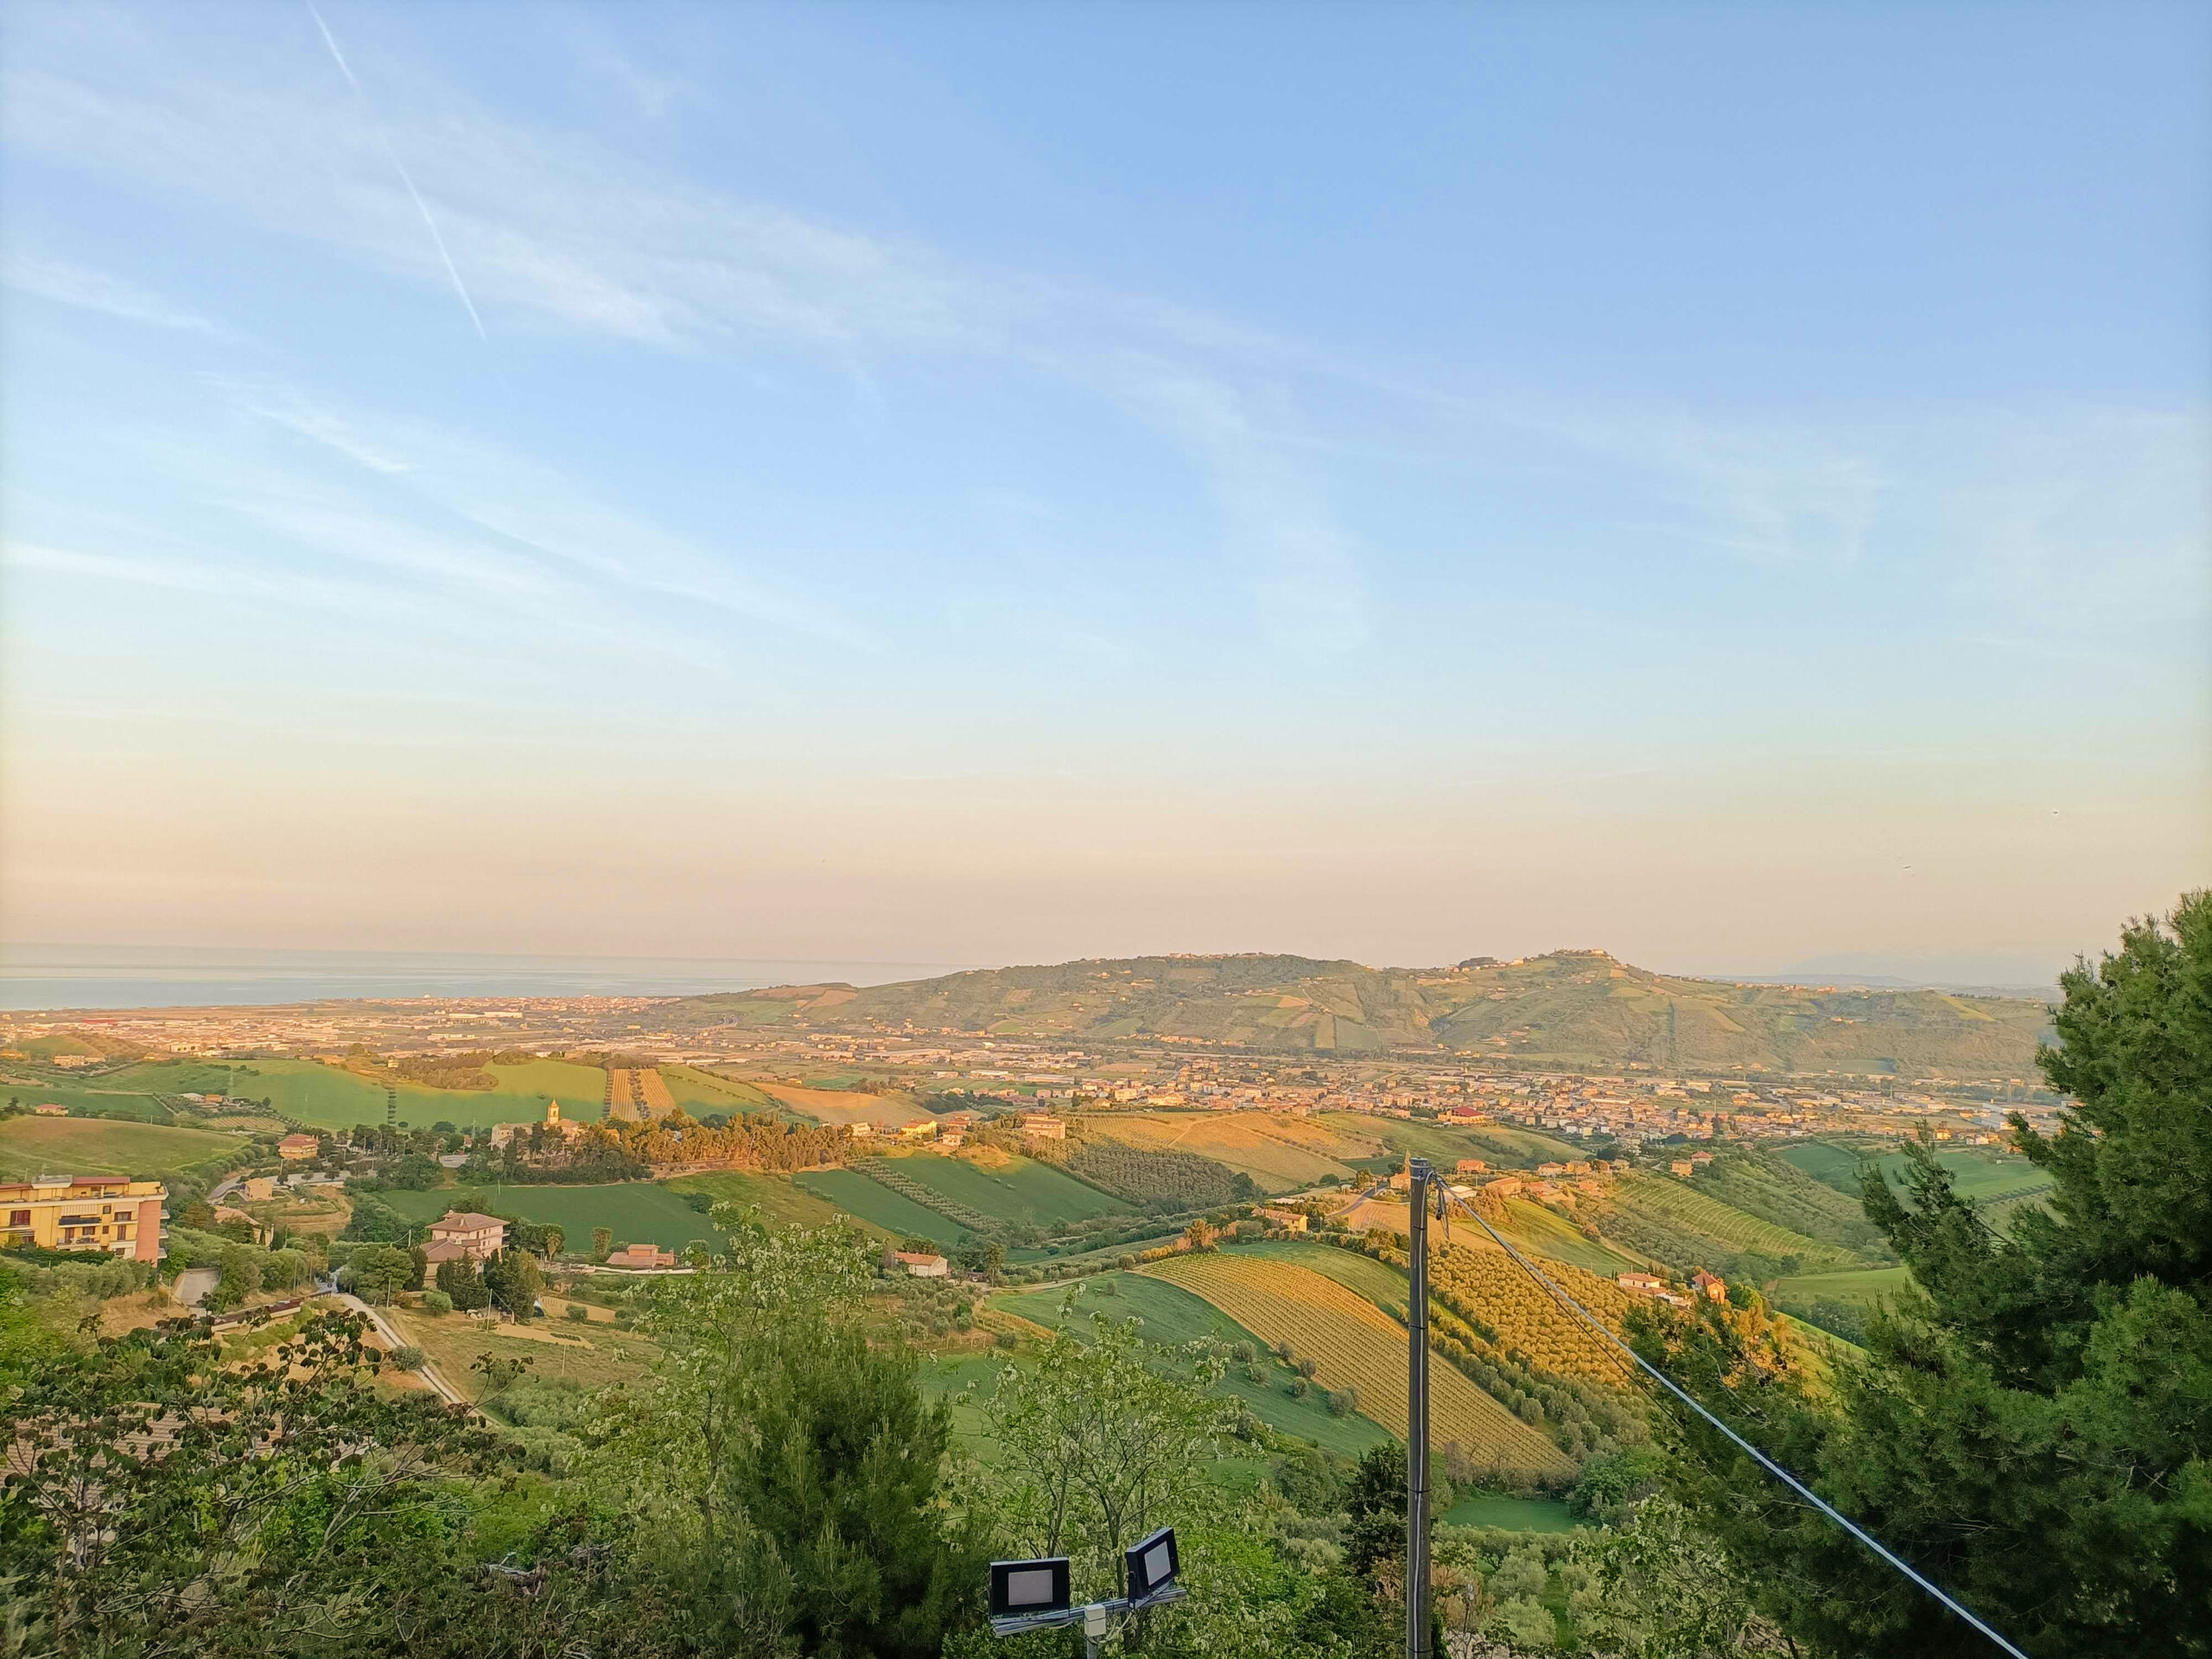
[1083,1112,1358,1192]
[999,1272,1390,1457]
[1608,1172,1862,1273]
[1142,1254,1573,1476]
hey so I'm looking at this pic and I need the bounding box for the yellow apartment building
[1,1177,168,1260]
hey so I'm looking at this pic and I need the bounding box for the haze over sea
[0,944,976,1012]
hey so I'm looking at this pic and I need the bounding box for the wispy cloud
[1,251,236,339]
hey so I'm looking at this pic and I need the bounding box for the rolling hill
[658,949,2050,1076]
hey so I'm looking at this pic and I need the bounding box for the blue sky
[2,1,2206,981]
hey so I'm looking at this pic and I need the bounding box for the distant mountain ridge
[662,949,2050,1078]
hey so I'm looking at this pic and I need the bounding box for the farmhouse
[894,1250,950,1277]
[1454,1159,1490,1174]
[0,1177,166,1260]
[606,1243,677,1269]
[1692,1269,1728,1302]
[1020,1114,1065,1141]
[1257,1206,1309,1233]
[277,1134,320,1160]
[1617,1272,1665,1294]
[423,1211,505,1265]
[32,1104,67,1116]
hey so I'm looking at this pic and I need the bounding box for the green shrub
[421,1288,454,1315]
[566,1302,589,1322]
[388,1344,426,1370]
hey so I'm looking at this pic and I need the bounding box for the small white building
[895,1250,950,1278]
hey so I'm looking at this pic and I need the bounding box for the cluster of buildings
[0,1176,167,1260]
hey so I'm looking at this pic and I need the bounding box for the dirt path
[333,1294,472,1412]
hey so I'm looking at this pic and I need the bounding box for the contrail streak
[305,0,490,344]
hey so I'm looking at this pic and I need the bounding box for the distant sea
[0,945,981,1013]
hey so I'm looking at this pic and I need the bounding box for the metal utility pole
[1407,1157,1433,1659]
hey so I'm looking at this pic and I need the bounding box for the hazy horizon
[0,938,2076,1014]
[3,3,2205,973]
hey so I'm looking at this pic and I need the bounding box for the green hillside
[656,950,2049,1077]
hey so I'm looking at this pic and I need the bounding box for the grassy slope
[1782,1140,2051,1206]
[1773,1265,1914,1306]
[1495,1199,1651,1276]
[658,1065,780,1116]
[794,1169,980,1246]
[0,1116,244,1181]
[999,1273,1391,1458]
[1608,1172,1863,1272]
[660,1169,889,1237]
[377,1184,731,1251]
[1440,1493,1580,1532]
[0,1083,174,1122]
[382,1304,657,1402]
[883,1149,1134,1226]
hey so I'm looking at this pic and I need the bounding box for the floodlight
[1124,1527,1179,1601]
[989,1557,1071,1618]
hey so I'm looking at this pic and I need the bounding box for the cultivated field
[999,1272,1391,1458]
[887,1149,1135,1228]
[659,1065,781,1116]
[1493,1199,1651,1277]
[1773,1265,1913,1308]
[1142,1253,1573,1476]
[1425,1240,1647,1389]
[661,1169,887,1236]
[794,1168,980,1245]
[0,1082,174,1122]
[0,1116,244,1182]
[1083,1112,1358,1192]
[194,1057,611,1131]
[1224,1238,1414,1311]
[1780,1139,2050,1207]
[760,1083,933,1130]
[1321,1114,1580,1173]
[1609,1172,1861,1272]
[377,1184,728,1252]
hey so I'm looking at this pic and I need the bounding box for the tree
[976,1286,1234,1600]
[0,1309,512,1656]
[351,1243,416,1304]
[597,1209,982,1658]
[435,1255,490,1311]
[483,1248,543,1320]
[1644,893,2212,1658]
[592,1225,613,1261]
[542,1224,566,1256]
